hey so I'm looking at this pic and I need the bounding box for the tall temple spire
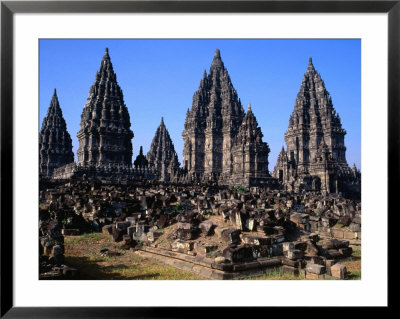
[231,103,270,186]
[182,49,244,183]
[147,118,180,182]
[274,57,354,194]
[76,48,134,167]
[39,89,74,177]
[210,48,224,70]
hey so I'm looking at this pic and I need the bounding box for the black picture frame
[1,0,394,317]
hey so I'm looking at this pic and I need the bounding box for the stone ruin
[42,48,360,196]
[39,48,361,279]
[39,179,360,279]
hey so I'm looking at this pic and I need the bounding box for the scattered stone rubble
[39,217,79,279]
[39,179,360,279]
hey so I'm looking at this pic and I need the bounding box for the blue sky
[39,39,361,172]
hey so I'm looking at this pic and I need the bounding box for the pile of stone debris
[39,180,361,279]
[39,219,78,279]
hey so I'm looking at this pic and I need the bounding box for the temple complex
[39,89,74,178]
[76,48,134,168]
[272,58,360,196]
[44,48,360,196]
[147,117,180,182]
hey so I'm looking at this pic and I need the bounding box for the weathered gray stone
[306,263,326,275]
[39,89,74,178]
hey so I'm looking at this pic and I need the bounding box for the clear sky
[39,39,361,172]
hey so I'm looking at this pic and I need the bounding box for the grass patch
[240,267,306,280]
[64,229,199,280]
[64,232,102,244]
[64,255,199,280]
[235,186,249,195]
[348,270,361,280]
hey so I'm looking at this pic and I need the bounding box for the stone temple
[39,89,74,178]
[182,49,271,187]
[45,48,359,196]
[146,117,180,182]
[231,104,271,186]
[272,58,360,195]
[76,48,134,168]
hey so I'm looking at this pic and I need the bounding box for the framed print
[1,0,395,316]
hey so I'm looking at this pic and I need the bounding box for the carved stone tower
[182,49,244,183]
[76,48,134,168]
[39,89,74,177]
[273,58,354,193]
[147,117,180,182]
[133,146,148,168]
[231,104,270,186]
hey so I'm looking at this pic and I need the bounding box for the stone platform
[133,246,282,280]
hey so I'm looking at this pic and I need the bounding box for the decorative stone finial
[214,49,221,58]
[309,57,313,64]
[248,103,252,112]
[53,88,57,95]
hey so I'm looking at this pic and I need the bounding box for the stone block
[176,228,193,240]
[305,241,319,257]
[116,221,130,230]
[331,228,344,239]
[293,241,307,251]
[305,263,326,275]
[242,235,272,246]
[306,272,325,280]
[326,249,342,259]
[282,265,299,276]
[245,218,256,231]
[271,243,283,256]
[127,226,136,237]
[282,242,295,252]
[112,227,123,242]
[199,220,213,235]
[339,247,353,258]
[290,213,309,225]
[214,256,226,264]
[330,263,348,279]
[282,258,299,268]
[215,227,241,244]
[102,224,114,235]
[349,223,361,232]
[223,245,253,262]
[61,229,80,236]
[284,249,304,261]
[352,216,361,224]
[307,256,326,266]
[343,231,356,240]
[173,240,194,251]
